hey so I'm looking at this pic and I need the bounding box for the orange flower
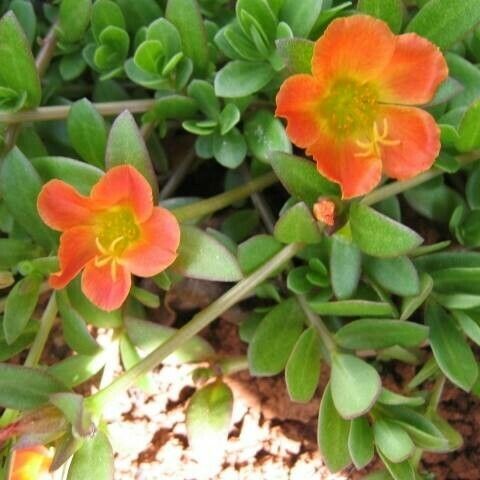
[276,15,448,199]
[37,165,180,311]
[8,445,53,480]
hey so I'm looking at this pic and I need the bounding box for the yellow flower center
[320,78,400,157]
[94,208,140,279]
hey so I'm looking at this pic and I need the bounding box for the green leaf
[0,239,36,270]
[147,18,182,59]
[237,0,277,42]
[119,333,154,392]
[456,100,480,152]
[31,156,103,196]
[186,380,233,463]
[453,310,480,346]
[68,99,108,168]
[221,209,259,242]
[60,52,87,81]
[67,277,121,328]
[172,225,243,281]
[0,148,53,249]
[274,202,322,244]
[374,419,414,463]
[280,0,323,37]
[426,302,478,391]
[358,0,405,33]
[406,0,480,49]
[219,103,241,135]
[0,11,41,108]
[430,267,480,295]
[215,61,275,97]
[285,327,322,403]
[105,111,159,201]
[364,256,420,297]
[400,273,433,321]
[48,351,107,388]
[9,0,36,45]
[187,79,220,119]
[116,0,161,33]
[348,417,374,469]
[268,152,338,206]
[238,234,283,275]
[377,389,425,407]
[331,353,381,419]
[125,316,214,364]
[308,299,392,317]
[134,40,164,74]
[0,364,65,410]
[67,431,114,480]
[335,320,429,350]
[244,109,291,162]
[248,298,305,376]
[330,236,362,300]
[378,453,415,480]
[3,273,42,345]
[317,383,352,472]
[91,0,125,42]
[144,94,198,121]
[212,128,247,168]
[466,164,480,209]
[166,0,209,76]
[350,203,423,258]
[58,0,92,44]
[287,266,312,294]
[56,290,100,356]
[50,392,92,437]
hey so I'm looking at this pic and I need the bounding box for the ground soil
[89,279,480,480]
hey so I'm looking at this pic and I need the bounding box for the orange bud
[313,199,336,226]
[8,445,53,480]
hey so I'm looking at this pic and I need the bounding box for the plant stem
[159,148,196,200]
[0,99,157,124]
[171,171,278,222]
[362,151,480,206]
[217,355,249,376]
[86,241,303,412]
[24,293,57,367]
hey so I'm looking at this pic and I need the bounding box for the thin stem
[86,242,303,412]
[362,151,480,206]
[217,355,249,376]
[159,148,196,200]
[171,171,278,222]
[35,22,58,78]
[24,294,57,367]
[0,99,157,124]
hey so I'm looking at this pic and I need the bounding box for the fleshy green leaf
[350,203,423,258]
[238,234,283,275]
[374,419,414,463]
[58,0,92,44]
[308,299,393,317]
[358,0,405,33]
[456,100,480,152]
[279,0,323,37]
[172,225,243,282]
[186,380,233,463]
[330,235,362,300]
[248,298,305,376]
[68,99,108,168]
[426,302,478,391]
[317,383,352,472]
[348,417,375,469]
[0,11,41,109]
[285,327,322,403]
[335,319,429,350]
[268,151,338,206]
[407,0,480,49]
[274,202,322,244]
[331,353,381,419]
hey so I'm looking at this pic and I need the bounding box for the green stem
[171,171,278,222]
[362,151,480,206]
[86,241,303,412]
[24,293,57,367]
[159,148,196,200]
[217,355,249,376]
[0,99,157,124]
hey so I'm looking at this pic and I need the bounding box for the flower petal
[123,207,180,277]
[312,15,396,84]
[81,260,131,311]
[307,133,382,199]
[378,33,448,105]
[37,180,93,231]
[49,226,97,289]
[9,446,52,480]
[275,74,325,147]
[90,165,153,222]
[378,105,440,180]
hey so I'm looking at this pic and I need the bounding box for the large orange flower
[8,445,53,480]
[38,165,180,311]
[276,15,448,198]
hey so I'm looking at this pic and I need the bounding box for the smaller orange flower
[313,198,336,226]
[8,445,53,480]
[37,165,181,311]
[276,15,448,198]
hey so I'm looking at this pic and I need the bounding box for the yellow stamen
[355,119,401,158]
